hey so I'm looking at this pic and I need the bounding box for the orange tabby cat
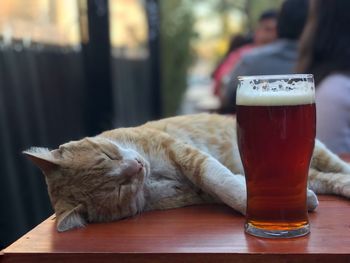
[24,114,350,232]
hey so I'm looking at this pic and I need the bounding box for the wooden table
[2,195,350,263]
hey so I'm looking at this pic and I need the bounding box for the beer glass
[236,74,316,238]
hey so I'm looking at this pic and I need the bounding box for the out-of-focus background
[2,0,350,249]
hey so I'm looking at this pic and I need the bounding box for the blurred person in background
[253,9,278,46]
[221,0,309,112]
[212,10,278,99]
[212,34,253,78]
[297,0,350,154]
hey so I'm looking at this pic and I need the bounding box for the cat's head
[23,137,149,232]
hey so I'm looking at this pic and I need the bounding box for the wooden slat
[2,195,350,262]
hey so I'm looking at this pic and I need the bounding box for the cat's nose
[122,159,144,176]
[135,158,144,167]
[135,159,144,173]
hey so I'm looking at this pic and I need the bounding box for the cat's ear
[23,147,60,174]
[56,204,86,232]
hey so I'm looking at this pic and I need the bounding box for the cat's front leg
[202,158,247,214]
[168,140,247,215]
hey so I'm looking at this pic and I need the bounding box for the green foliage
[160,0,194,117]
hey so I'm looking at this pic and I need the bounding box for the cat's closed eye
[102,150,121,161]
[103,151,116,160]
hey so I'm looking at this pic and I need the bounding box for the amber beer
[236,75,316,238]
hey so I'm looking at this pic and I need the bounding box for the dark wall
[0,45,87,248]
[112,57,154,127]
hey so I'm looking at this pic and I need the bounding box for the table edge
[2,252,350,263]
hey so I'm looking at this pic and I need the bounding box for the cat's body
[24,114,350,232]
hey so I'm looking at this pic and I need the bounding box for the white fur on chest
[145,153,200,206]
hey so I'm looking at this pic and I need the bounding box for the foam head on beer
[236,74,315,106]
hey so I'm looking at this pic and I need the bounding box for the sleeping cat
[24,113,350,232]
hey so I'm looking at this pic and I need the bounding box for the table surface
[2,194,350,263]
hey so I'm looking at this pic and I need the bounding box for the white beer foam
[236,77,315,106]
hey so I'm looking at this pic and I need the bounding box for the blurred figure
[212,34,253,97]
[215,34,253,69]
[297,0,350,154]
[212,10,278,98]
[221,0,309,111]
[253,9,278,45]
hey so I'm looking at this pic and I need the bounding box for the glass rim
[237,74,313,81]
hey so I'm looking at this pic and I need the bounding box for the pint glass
[236,74,316,238]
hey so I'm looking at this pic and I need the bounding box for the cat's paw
[238,204,246,216]
[307,189,319,212]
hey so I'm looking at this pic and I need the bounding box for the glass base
[245,222,310,238]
